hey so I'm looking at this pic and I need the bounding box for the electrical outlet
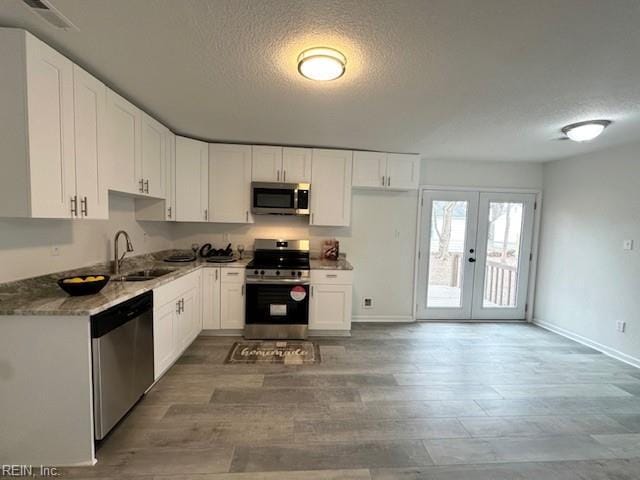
[223,232,230,242]
[51,246,60,257]
[616,321,626,333]
[362,297,374,309]
[623,240,634,251]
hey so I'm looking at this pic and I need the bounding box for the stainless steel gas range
[244,239,310,339]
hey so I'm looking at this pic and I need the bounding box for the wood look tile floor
[58,323,640,479]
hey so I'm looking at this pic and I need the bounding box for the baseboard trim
[533,318,640,369]
[352,315,414,323]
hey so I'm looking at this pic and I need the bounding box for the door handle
[70,195,78,217]
[139,178,144,193]
[387,176,391,187]
[176,300,181,314]
[144,179,149,194]
[468,258,476,263]
[167,206,172,218]
[381,176,386,186]
[81,196,88,217]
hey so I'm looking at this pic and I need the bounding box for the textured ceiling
[2,0,640,161]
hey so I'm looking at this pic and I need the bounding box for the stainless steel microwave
[251,182,310,215]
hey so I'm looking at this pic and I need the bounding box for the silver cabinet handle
[204,209,208,221]
[310,213,314,224]
[277,170,280,181]
[70,195,78,217]
[176,300,181,314]
[139,179,144,193]
[283,170,286,182]
[245,211,249,222]
[144,179,149,194]
[311,286,314,296]
[382,176,385,186]
[167,206,172,218]
[326,274,338,278]
[80,196,88,217]
[215,269,218,281]
[387,176,391,187]
[180,298,185,313]
[227,271,240,276]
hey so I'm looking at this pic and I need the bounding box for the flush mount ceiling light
[561,120,611,142]
[297,47,346,81]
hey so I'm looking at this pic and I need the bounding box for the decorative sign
[290,285,307,301]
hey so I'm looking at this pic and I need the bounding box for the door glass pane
[483,202,524,308]
[427,201,468,308]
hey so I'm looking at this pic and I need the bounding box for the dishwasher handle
[91,291,153,338]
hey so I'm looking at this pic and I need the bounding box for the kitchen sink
[119,268,176,282]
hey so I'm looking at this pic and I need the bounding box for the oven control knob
[276,270,280,276]
[291,271,296,276]
[254,270,259,275]
[297,271,302,277]
[260,270,265,275]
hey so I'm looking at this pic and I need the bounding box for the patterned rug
[224,341,321,364]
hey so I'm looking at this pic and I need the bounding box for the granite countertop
[0,250,352,317]
[310,256,354,271]
[0,252,251,317]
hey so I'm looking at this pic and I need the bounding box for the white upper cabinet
[282,147,312,183]
[251,146,311,184]
[0,29,110,219]
[310,149,353,227]
[386,153,420,190]
[140,113,167,198]
[251,146,283,182]
[353,151,387,188]
[105,88,141,195]
[352,152,420,190]
[72,65,108,219]
[209,144,253,223]
[175,136,209,222]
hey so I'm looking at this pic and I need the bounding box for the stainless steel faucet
[113,230,134,275]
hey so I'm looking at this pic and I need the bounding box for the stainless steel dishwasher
[91,291,154,440]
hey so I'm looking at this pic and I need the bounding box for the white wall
[421,158,543,189]
[0,194,173,283]
[172,190,419,320]
[535,142,640,365]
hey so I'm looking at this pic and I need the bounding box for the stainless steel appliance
[251,182,310,215]
[91,292,154,440]
[245,239,310,339]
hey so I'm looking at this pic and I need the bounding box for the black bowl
[57,275,110,296]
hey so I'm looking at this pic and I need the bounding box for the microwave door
[252,184,296,214]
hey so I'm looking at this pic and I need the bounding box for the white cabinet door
[282,147,312,183]
[310,149,353,226]
[352,151,387,189]
[72,65,108,219]
[310,283,353,331]
[220,282,245,329]
[25,33,76,218]
[386,153,420,190]
[153,300,177,380]
[175,136,209,222]
[252,145,282,182]
[165,131,176,220]
[105,88,140,194]
[140,113,166,198]
[209,144,253,223]
[201,268,221,330]
[178,285,201,350]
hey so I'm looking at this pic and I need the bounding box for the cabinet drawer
[154,270,200,307]
[311,270,353,285]
[221,267,245,283]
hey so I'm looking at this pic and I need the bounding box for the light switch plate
[623,240,634,251]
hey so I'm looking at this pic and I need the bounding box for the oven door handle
[245,278,310,285]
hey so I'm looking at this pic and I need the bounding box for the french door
[416,190,536,320]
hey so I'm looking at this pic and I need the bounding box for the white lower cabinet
[309,270,353,332]
[153,270,202,379]
[201,267,221,329]
[220,268,245,329]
